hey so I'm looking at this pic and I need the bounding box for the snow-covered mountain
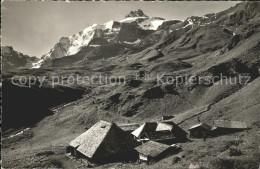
[33,10,181,68]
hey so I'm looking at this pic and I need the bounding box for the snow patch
[120,16,169,30]
[7,62,14,66]
[32,59,45,68]
[183,19,194,28]
[89,44,101,47]
[124,39,141,44]
[120,17,147,23]
[104,20,114,29]
[139,19,166,30]
[8,128,30,138]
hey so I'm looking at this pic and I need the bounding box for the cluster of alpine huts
[67,120,186,166]
[67,119,248,166]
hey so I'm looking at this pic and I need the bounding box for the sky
[2,1,240,58]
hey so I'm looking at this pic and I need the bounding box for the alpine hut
[131,122,187,144]
[157,122,187,142]
[162,115,175,121]
[68,120,140,164]
[118,123,140,134]
[131,122,157,141]
[212,120,247,136]
[189,123,213,138]
[134,141,172,163]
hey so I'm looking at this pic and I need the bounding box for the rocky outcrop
[142,86,165,99]
[158,20,182,30]
[43,37,71,60]
[127,79,143,88]
[125,9,148,18]
[104,93,122,110]
[140,49,164,62]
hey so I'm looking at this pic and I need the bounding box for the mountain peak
[125,9,148,18]
[2,46,14,54]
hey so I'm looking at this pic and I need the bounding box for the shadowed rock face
[2,80,86,132]
[118,23,154,42]
[47,37,71,59]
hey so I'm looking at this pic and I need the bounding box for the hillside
[2,2,260,169]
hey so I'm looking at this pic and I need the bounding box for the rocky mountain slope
[32,2,260,71]
[2,2,260,169]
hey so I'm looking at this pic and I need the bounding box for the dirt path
[176,103,213,125]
